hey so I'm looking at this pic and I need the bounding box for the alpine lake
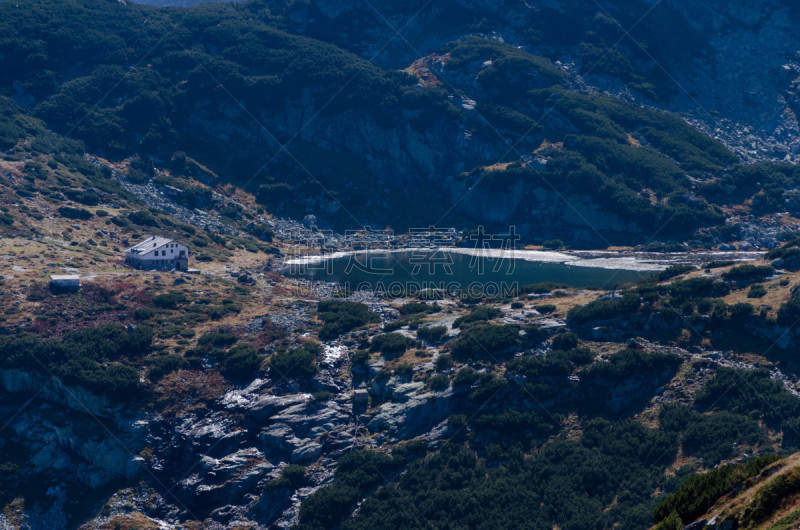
[283,249,763,295]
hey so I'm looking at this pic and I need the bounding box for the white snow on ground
[284,248,764,272]
[322,344,349,365]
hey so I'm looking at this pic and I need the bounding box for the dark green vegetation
[269,342,320,381]
[298,450,404,529]
[320,424,673,530]
[660,405,767,463]
[416,325,447,344]
[215,343,261,380]
[657,264,696,282]
[399,301,440,315]
[317,301,380,340]
[0,0,790,245]
[0,323,151,400]
[4,0,800,527]
[452,306,503,328]
[449,323,524,361]
[301,348,796,529]
[564,272,800,361]
[742,466,800,526]
[695,368,800,431]
[721,264,774,284]
[370,333,416,358]
[265,464,307,491]
[653,454,781,526]
[767,237,800,272]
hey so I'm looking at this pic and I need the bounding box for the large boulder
[369,389,454,440]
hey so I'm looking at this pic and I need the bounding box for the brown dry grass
[701,454,800,529]
[85,512,164,530]
[722,268,800,319]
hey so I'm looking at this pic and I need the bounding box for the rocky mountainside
[4,1,800,528]
[2,113,800,527]
[4,0,800,247]
[147,0,800,163]
[253,0,800,163]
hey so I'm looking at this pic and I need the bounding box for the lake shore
[282,248,765,272]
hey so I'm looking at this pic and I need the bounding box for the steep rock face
[369,388,455,440]
[458,184,643,244]
[658,0,768,31]
[8,413,145,488]
[145,371,359,523]
[0,370,146,489]
[126,0,800,166]
[0,369,114,418]
[656,2,800,162]
[184,95,489,189]
[258,0,800,164]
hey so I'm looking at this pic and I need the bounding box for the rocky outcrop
[178,448,273,508]
[0,369,146,489]
[657,0,768,31]
[0,368,115,418]
[142,371,360,524]
[369,388,455,440]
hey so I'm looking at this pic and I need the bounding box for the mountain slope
[1,89,799,529]
[6,0,799,246]
[654,452,800,529]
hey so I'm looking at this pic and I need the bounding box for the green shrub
[317,301,380,340]
[417,325,447,344]
[298,450,400,528]
[667,277,730,302]
[430,374,449,391]
[57,206,92,220]
[435,353,453,371]
[742,467,800,525]
[0,324,152,400]
[133,307,156,321]
[265,464,307,491]
[654,511,683,530]
[453,367,479,387]
[506,353,571,379]
[351,349,369,366]
[567,292,640,325]
[394,363,413,378]
[657,264,696,282]
[695,367,800,428]
[197,335,236,353]
[722,264,774,284]
[148,354,184,382]
[152,291,186,309]
[0,212,14,226]
[370,333,413,357]
[222,344,261,379]
[703,260,735,269]
[653,454,781,524]
[551,332,579,351]
[777,298,800,327]
[453,307,503,328]
[270,342,319,380]
[520,282,568,295]
[128,210,158,227]
[747,284,767,298]
[64,189,100,206]
[399,302,440,315]
[450,324,522,361]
